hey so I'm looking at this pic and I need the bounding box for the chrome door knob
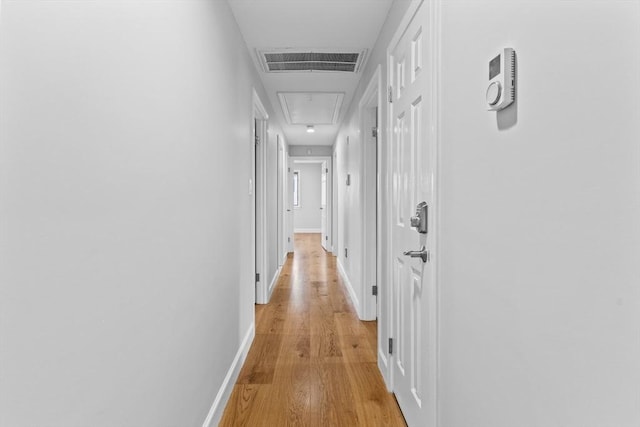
[403,246,429,263]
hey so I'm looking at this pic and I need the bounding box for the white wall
[334,1,640,424]
[0,1,282,426]
[293,163,322,232]
[289,145,333,157]
[437,1,640,426]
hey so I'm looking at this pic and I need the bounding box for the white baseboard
[202,323,255,427]
[268,265,281,300]
[378,348,392,392]
[294,228,321,233]
[336,258,362,319]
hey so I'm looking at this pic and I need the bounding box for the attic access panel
[258,49,368,73]
[278,92,345,125]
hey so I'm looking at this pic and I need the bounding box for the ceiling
[228,0,394,146]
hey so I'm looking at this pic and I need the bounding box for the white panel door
[320,160,328,250]
[389,1,437,426]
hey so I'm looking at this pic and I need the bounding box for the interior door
[320,160,328,250]
[389,1,437,426]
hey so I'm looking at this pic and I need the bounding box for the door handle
[403,246,429,263]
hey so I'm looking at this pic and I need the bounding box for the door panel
[389,1,437,425]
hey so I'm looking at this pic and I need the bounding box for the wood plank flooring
[220,233,406,426]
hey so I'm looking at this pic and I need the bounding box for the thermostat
[486,47,515,111]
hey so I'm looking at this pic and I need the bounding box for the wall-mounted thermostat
[486,47,515,111]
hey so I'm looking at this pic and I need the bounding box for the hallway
[2,1,640,426]
[220,234,405,426]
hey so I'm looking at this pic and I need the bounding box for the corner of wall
[336,257,362,319]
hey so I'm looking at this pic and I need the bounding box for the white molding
[252,89,269,120]
[431,2,443,426]
[337,258,362,319]
[268,265,281,299]
[202,323,255,427]
[378,348,391,392]
[294,228,321,233]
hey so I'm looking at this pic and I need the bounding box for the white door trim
[359,65,382,322]
[252,89,269,305]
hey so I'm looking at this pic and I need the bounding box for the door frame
[290,156,333,252]
[277,135,288,266]
[252,89,269,305]
[359,65,382,322]
[384,0,441,423]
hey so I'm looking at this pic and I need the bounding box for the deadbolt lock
[410,202,428,234]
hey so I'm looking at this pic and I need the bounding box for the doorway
[252,90,269,304]
[291,156,332,253]
[360,66,382,323]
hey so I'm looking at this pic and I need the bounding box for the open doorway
[252,90,269,304]
[359,66,381,322]
[291,156,332,253]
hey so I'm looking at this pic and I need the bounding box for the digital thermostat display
[489,55,501,79]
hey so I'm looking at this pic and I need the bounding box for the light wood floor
[220,233,406,426]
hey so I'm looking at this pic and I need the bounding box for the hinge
[255,134,259,145]
[325,235,328,241]
[388,338,393,355]
[255,273,260,282]
[388,86,393,103]
[372,285,378,296]
[288,237,291,243]
[344,248,348,258]
[372,127,378,138]
[326,168,328,173]
[288,167,291,172]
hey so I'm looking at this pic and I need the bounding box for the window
[293,170,300,207]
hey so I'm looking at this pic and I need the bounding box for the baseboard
[336,258,362,319]
[268,265,281,300]
[378,348,392,392]
[294,228,321,233]
[202,323,255,427]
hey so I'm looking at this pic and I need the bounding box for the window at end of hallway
[293,170,300,208]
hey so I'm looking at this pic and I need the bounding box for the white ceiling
[228,0,394,146]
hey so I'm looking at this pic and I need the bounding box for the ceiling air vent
[258,49,368,73]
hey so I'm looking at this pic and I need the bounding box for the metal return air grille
[264,52,360,72]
